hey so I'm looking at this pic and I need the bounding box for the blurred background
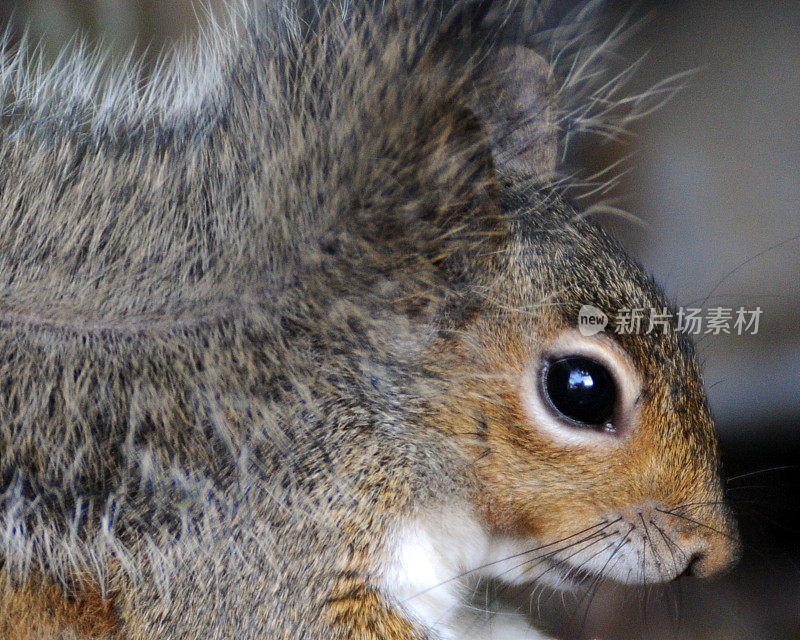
[0,0,797,638]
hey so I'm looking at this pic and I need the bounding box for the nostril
[677,552,704,579]
[678,537,740,579]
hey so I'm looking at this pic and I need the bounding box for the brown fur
[326,578,427,640]
[0,577,119,640]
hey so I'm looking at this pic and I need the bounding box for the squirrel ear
[467,45,558,179]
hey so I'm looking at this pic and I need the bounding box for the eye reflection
[569,369,594,389]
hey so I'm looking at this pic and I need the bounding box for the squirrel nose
[680,521,741,579]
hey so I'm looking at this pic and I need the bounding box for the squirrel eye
[542,356,616,429]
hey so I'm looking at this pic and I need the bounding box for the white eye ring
[522,330,642,445]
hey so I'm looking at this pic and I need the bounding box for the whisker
[639,525,649,628]
[650,519,686,570]
[726,465,799,484]
[655,508,739,543]
[726,484,793,493]
[692,233,800,308]
[577,524,634,635]
[461,532,614,637]
[650,519,686,631]
[402,518,618,603]
[522,531,613,585]
[490,528,612,585]
[668,499,729,509]
[461,527,618,636]
[639,513,660,575]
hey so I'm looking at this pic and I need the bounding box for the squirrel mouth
[520,553,606,592]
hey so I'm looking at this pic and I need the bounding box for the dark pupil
[543,356,616,426]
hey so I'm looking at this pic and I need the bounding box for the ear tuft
[468,45,558,179]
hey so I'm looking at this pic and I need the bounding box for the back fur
[0,0,526,620]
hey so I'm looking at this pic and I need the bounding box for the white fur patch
[381,506,554,640]
[451,611,557,640]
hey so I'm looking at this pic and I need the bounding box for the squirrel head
[429,195,741,585]
[332,6,741,587]
[427,48,738,586]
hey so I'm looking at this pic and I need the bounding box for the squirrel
[0,1,740,639]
